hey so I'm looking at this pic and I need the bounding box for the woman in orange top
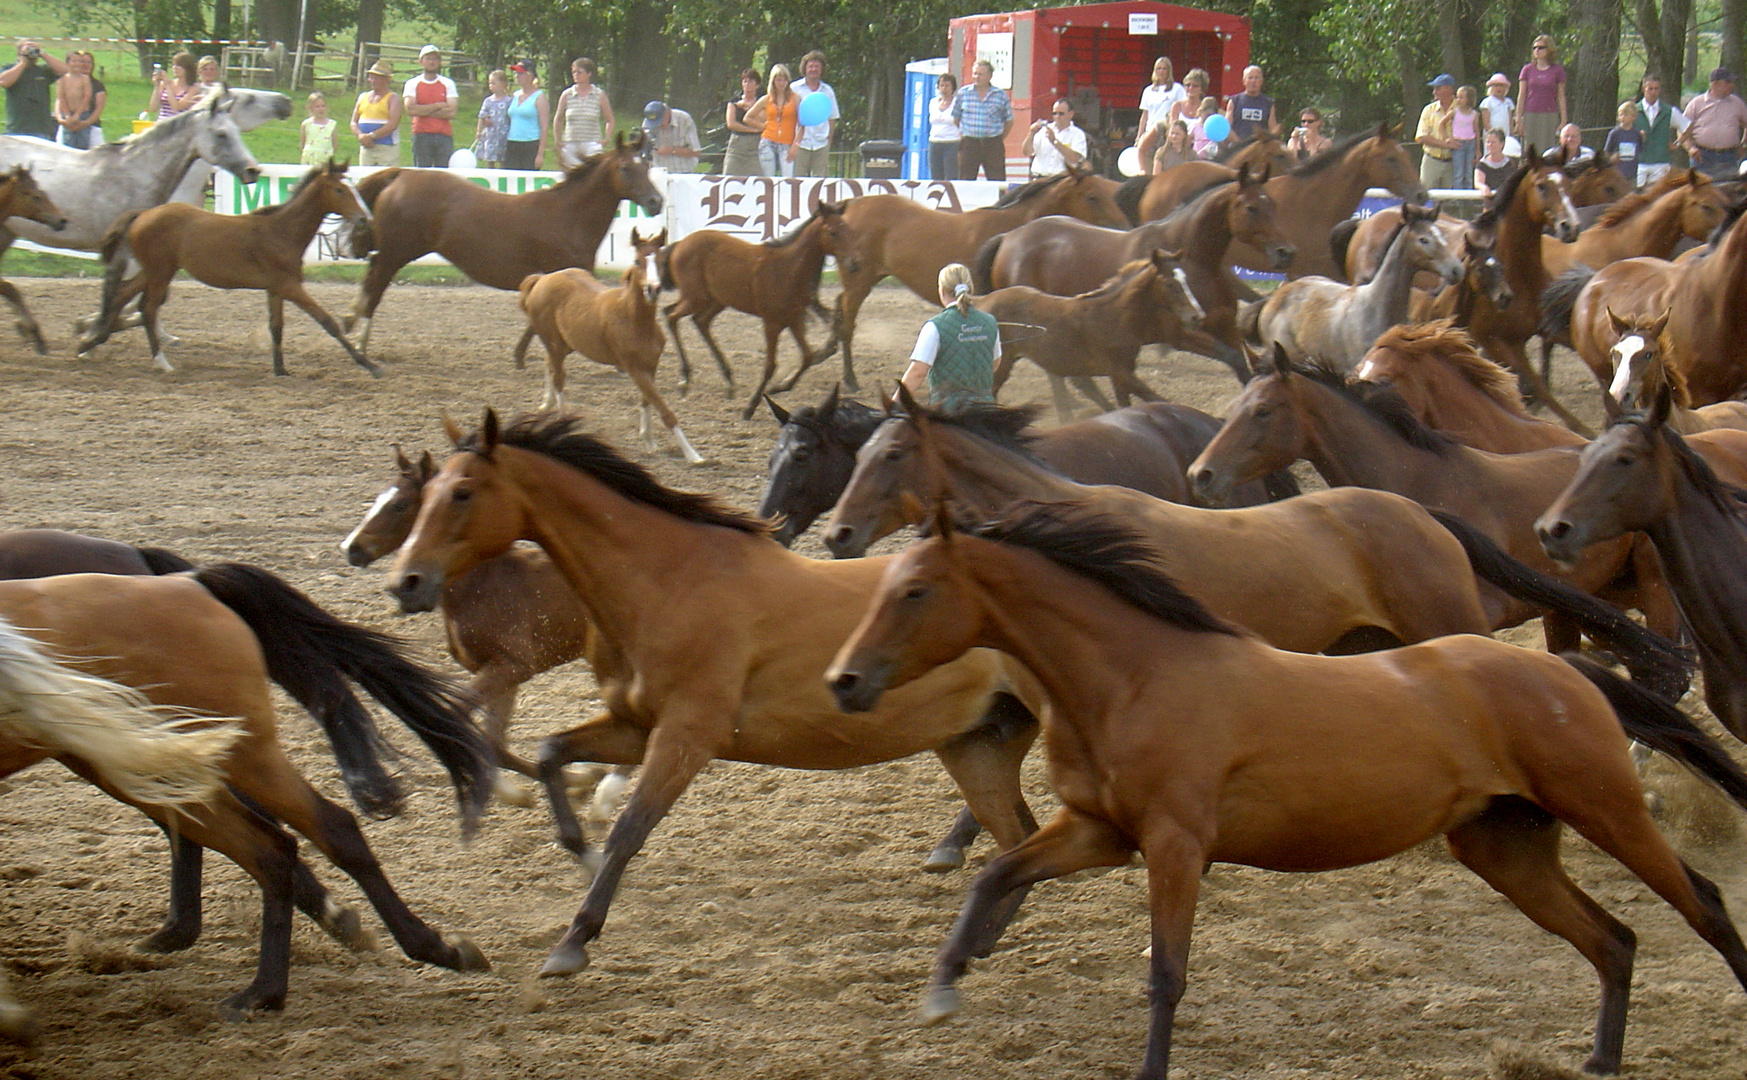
[748,63,798,177]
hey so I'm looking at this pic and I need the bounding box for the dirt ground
[0,276,1744,1080]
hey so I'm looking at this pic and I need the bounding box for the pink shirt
[1518,62,1565,114]
[1451,107,1478,141]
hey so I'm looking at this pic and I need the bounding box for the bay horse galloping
[825,499,1747,1079]
[830,164,1129,392]
[660,201,856,419]
[79,159,374,376]
[344,133,664,357]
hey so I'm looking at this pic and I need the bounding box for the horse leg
[541,338,569,411]
[920,807,1135,1024]
[1068,375,1117,413]
[0,969,35,1045]
[691,307,738,395]
[1111,365,1165,405]
[266,293,289,377]
[1494,338,1596,438]
[512,324,536,370]
[991,351,1016,396]
[469,667,538,779]
[344,251,405,356]
[625,366,705,465]
[661,301,696,395]
[140,280,173,373]
[767,319,822,395]
[283,283,382,377]
[1174,328,1253,383]
[923,808,985,873]
[740,323,784,420]
[932,694,1040,953]
[542,721,723,977]
[1047,374,1080,423]
[0,278,46,355]
[536,712,651,861]
[1131,829,1211,1080]
[138,827,205,952]
[834,279,869,392]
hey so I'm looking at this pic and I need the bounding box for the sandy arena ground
[0,276,1743,1080]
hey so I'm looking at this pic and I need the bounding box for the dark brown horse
[829,165,1129,392]
[825,498,1747,1079]
[1540,391,1747,740]
[343,134,663,357]
[661,202,857,419]
[974,165,1292,382]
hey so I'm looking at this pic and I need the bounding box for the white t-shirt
[403,74,459,107]
[1029,122,1087,176]
[910,317,1004,365]
[1479,94,1513,133]
[928,96,960,143]
[793,80,838,150]
[1139,82,1186,129]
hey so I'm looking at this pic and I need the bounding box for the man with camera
[1,40,68,139]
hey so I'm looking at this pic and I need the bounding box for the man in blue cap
[642,100,700,172]
[1417,73,1459,190]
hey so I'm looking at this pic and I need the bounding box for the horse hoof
[922,847,965,874]
[578,846,604,880]
[324,905,375,952]
[445,934,491,973]
[135,924,199,954]
[495,775,537,808]
[918,986,962,1025]
[0,1001,38,1045]
[220,985,287,1016]
[539,939,590,978]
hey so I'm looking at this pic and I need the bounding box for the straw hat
[365,59,394,78]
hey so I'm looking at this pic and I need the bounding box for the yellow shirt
[1416,100,1454,160]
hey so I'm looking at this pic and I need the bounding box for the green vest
[926,305,999,413]
[1635,100,1674,165]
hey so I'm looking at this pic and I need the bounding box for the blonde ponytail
[939,263,974,314]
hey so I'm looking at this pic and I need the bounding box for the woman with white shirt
[928,73,961,181]
[1134,57,1186,174]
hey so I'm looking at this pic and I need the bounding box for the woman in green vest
[900,263,1002,413]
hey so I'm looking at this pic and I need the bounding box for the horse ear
[819,382,841,423]
[653,228,668,246]
[880,384,899,417]
[1606,306,1631,336]
[393,442,413,472]
[630,227,643,246]
[930,498,958,545]
[895,380,924,419]
[1648,381,1673,429]
[1271,341,1293,378]
[1236,162,1252,186]
[480,408,500,454]
[417,450,436,482]
[764,394,792,426]
[442,412,465,447]
[1649,307,1672,341]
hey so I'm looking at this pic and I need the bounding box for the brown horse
[78,159,373,376]
[513,228,703,464]
[0,565,492,1014]
[1248,199,1461,370]
[1112,132,1294,224]
[977,250,1207,420]
[1540,391,1747,740]
[1543,169,1726,278]
[0,165,68,355]
[830,164,1129,391]
[1603,309,1747,431]
[386,411,1057,977]
[661,202,856,419]
[1565,152,1635,208]
[824,499,1747,1079]
[1133,125,1429,279]
[1557,198,1747,405]
[343,134,664,357]
[974,165,1293,382]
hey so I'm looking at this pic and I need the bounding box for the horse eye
[792,446,811,461]
[903,584,929,601]
[389,500,411,513]
[451,488,473,504]
[885,447,906,461]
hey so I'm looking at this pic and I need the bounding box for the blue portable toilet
[903,58,948,179]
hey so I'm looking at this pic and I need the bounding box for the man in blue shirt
[952,59,1013,181]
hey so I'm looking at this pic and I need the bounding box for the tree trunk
[256,0,299,55]
[614,1,670,119]
[1496,0,1541,87]
[1724,0,1747,87]
[213,0,231,45]
[1569,0,1622,131]
[1396,40,1421,129]
[354,0,386,72]
[1434,0,1490,86]
[671,39,702,116]
[1632,0,1692,93]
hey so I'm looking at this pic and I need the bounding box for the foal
[0,166,68,354]
[80,159,375,376]
[514,228,704,465]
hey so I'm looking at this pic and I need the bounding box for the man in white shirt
[1024,99,1087,177]
[792,50,838,177]
[1634,73,1690,187]
[403,45,457,167]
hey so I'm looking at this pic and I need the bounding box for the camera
[22,45,41,60]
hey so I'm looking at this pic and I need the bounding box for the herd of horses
[10,99,1747,1077]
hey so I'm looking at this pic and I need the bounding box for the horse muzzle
[386,569,443,613]
[343,538,383,568]
[823,523,869,559]
[1533,517,1585,568]
[1554,221,1578,243]
[239,166,263,185]
[1267,244,1296,271]
[827,663,891,714]
[1188,465,1234,507]
[46,216,67,232]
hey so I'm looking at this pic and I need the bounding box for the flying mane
[1294,359,1459,456]
[1593,169,1694,230]
[1369,321,1533,418]
[463,413,772,534]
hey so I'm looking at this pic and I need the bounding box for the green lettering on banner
[236,177,272,212]
[279,176,300,203]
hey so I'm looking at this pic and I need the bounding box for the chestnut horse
[824,499,1747,1079]
[1111,132,1294,223]
[79,160,374,376]
[343,133,664,357]
[1248,199,1461,370]
[1555,197,1747,405]
[1603,309,1747,431]
[974,165,1293,382]
[0,566,492,1014]
[977,249,1208,419]
[829,164,1129,392]
[387,411,1056,977]
[0,165,67,354]
[661,202,855,419]
[1540,392,1747,739]
[1187,350,1686,692]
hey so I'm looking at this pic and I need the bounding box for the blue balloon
[798,92,832,128]
[1203,114,1231,143]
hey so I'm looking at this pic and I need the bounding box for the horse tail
[1327,217,1360,283]
[99,209,140,265]
[354,166,402,209]
[1538,264,1595,348]
[135,546,195,575]
[970,234,1004,294]
[1237,299,1265,345]
[345,168,399,257]
[517,273,542,311]
[190,562,492,835]
[1429,509,1692,697]
[656,242,675,291]
[1562,651,1747,812]
[1114,175,1149,225]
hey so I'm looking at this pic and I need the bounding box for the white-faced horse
[0,87,267,351]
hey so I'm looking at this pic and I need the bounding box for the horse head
[1401,201,1463,286]
[1188,343,1304,505]
[389,410,525,614]
[1231,163,1295,270]
[1605,307,1678,410]
[1678,170,1728,239]
[629,227,666,303]
[1461,226,1512,309]
[813,200,859,274]
[2,165,66,232]
[314,159,371,226]
[1536,385,1675,566]
[1226,132,1295,176]
[1523,158,1581,242]
[223,86,294,130]
[192,89,262,184]
[1052,163,1128,228]
[342,444,435,566]
[758,383,883,546]
[1147,248,1205,328]
[610,131,665,217]
[1360,122,1430,205]
[1567,152,1631,206]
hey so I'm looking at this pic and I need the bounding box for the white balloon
[448,148,478,170]
[1117,146,1143,177]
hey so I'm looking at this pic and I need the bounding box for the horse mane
[556,156,609,187]
[765,205,827,248]
[246,163,328,216]
[468,413,772,534]
[1652,420,1747,515]
[1706,194,1747,247]
[972,501,1239,635]
[1159,177,1232,226]
[1369,321,1532,418]
[1296,359,1457,456]
[909,400,1044,457]
[1287,128,1375,178]
[1083,257,1157,300]
[990,171,1066,210]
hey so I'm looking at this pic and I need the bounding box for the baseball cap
[509,60,534,74]
[1427,74,1455,89]
[642,100,667,128]
[418,44,440,58]
[1486,73,1509,88]
[1712,66,1735,83]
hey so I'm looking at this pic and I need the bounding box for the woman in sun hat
[1479,73,1514,139]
